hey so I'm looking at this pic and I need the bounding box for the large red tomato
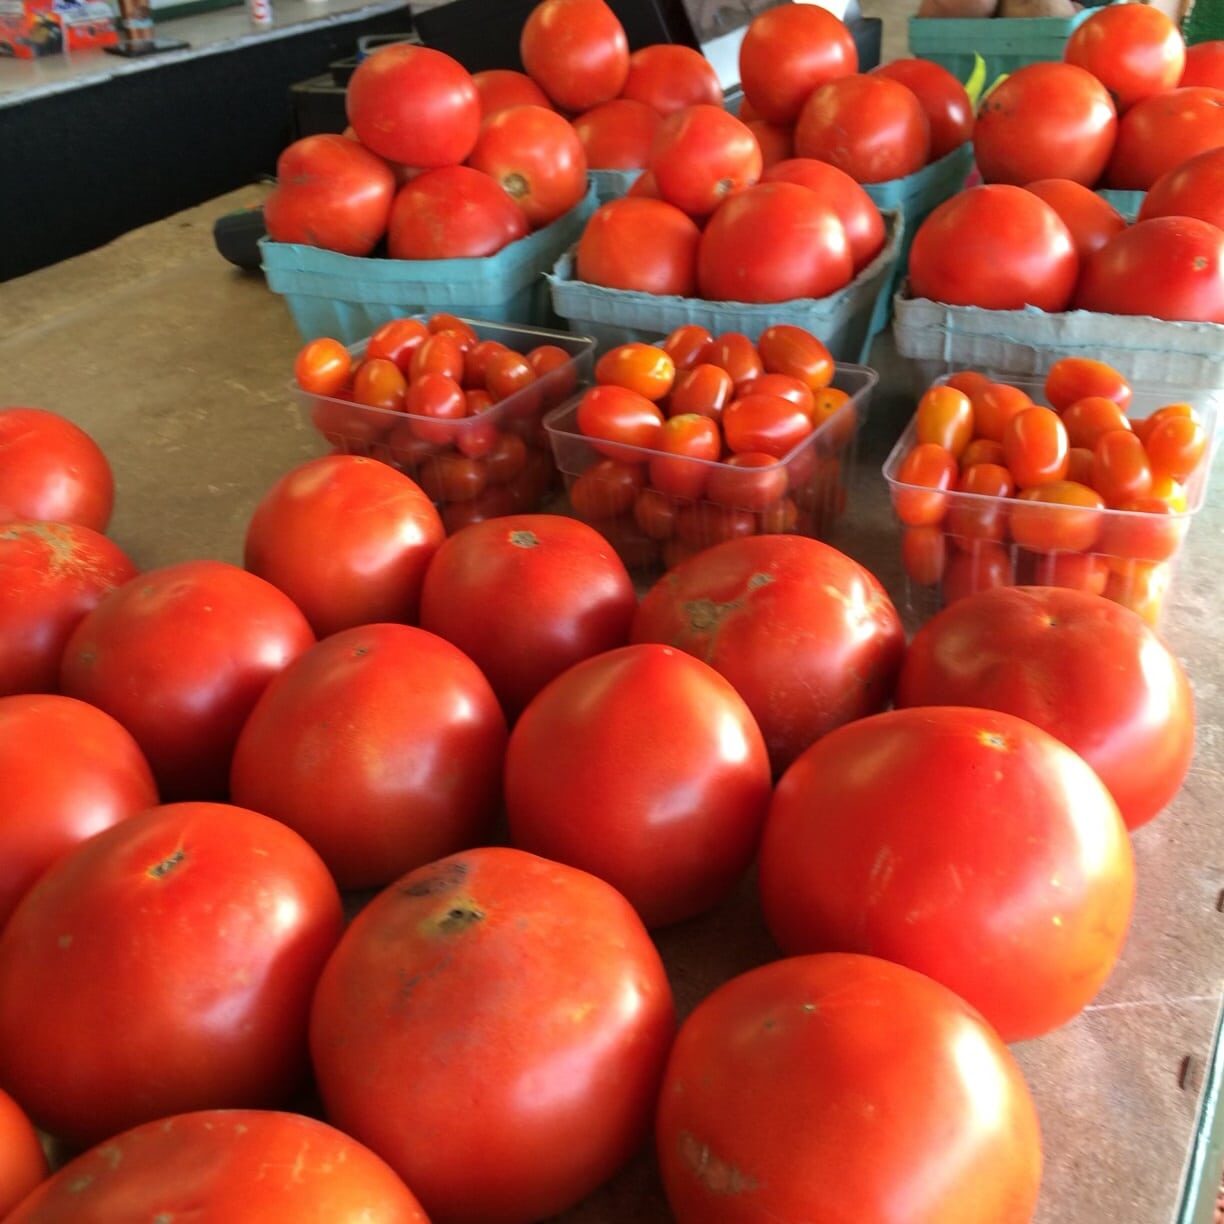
[1106,86,1224,188]
[657,954,1042,1224]
[244,455,444,637]
[763,158,886,270]
[230,624,506,890]
[621,44,722,116]
[897,586,1195,830]
[648,105,763,218]
[908,185,1079,311]
[346,44,480,167]
[0,1089,47,1218]
[871,57,973,160]
[467,104,588,227]
[310,847,675,1224]
[1024,178,1127,259]
[505,644,771,927]
[1065,2,1185,112]
[4,1110,426,1223]
[418,515,635,717]
[973,62,1117,187]
[0,694,156,927]
[572,97,661,169]
[520,0,629,112]
[795,75,931,182]
[0,802,342,1147]
[1139,145,1224,229]
[386,166,528,258]
[575,197,701,295]
[264,135,395,257]
[59,560,314,800]
[696,182,853,303]
[738,3,858,124]
[0,520,136,696]
[1182,40,1224,88]
[1075,216,1224,322]
[0,407,114,531]
[472,68,552,120]
[632,535,904,773]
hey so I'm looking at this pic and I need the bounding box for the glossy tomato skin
[1106,87,1224,189]
[572,98,661,169]
[1065,2,1185,112]
[419,515,636,718]
[59,561,315,800]
[897,585,1195,830]
[0,803,342,1147]
[4,1110,426,1224]
[1182,40,1224,88]
[472,68,552,120]
[576,198,701,296]
[520,0,629,113]
[657,954,1042,1224]
[1139,146,1224,230]
[633,535,904,773]
[0,1088,47,1217]
[506,645,771,927]
[871,57,973,160]
[244,455,444,638]
[622,44,722,116]
[1025,178,1127,259]
[310,847,676,1224]
[649,105,763,219]
[0,407,114,532]
[387,166,528,258]
[346,44,480,167]
[763,158,886,270]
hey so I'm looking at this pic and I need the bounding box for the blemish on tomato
[678,1131,758,1195]
[978,731,1008,751]
[746,571,774,590]
[401,860,469,897]
[67,1175,94,1194]
[147,848,187,879]
[509,530,540,549]
[57,934,72,949]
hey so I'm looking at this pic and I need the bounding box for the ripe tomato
[663,324,714,370]
[1106,558,1172,625]
[649,414,722,498]
[634,488,678,539]
[1024,178,1127,260]
[627,169,659,196]
[387,166,528,258]
[633,535,904,772]
[974,63,1116,187]
[795,75,930,183]
[1182,40,1224,88]
[525,343,578,404]
[971,382,1034,443]
[892,442,958,527]
[352,357,407,411]
[649,106,763,218]
[310,847,675,1224]
[0,1088,45,1218]
[572,98,660,169]
[622,43,721,115]
[1075,216,1224,323]
[1004,405,1069,487]
[916,384,973,455]
[961,437,1006,468]
[484,350,537,401]
[404,373,466,445]
[1093,429,1153,506]
[1140,146,1224,229]
[760,706,1133,1040]
[945,461,1013,543]
[1099,500,1187,563]
[364,320,426,374]
[901,524,947,584]
[947,369,990,398]
[943,541,1013,603]
[468,105,587,228]
[1010,481,1104,553]
[575,198,701,295]
[1066,445,1095,484]
[295,337,352,396]
[568,458,644,520]
[577,385,664,457]
[706,452,789,512]
[411,333,465,382]
[413,452,490,504]
[746,118,794,169]
[697,182,853,302]
[346,45,480,167]
[723,394,813,459]
[520,0,629,112]
[708,332,764,389]
[675,502,758,547]
[870,57,973,160]
[1023,549,1110,595]
[1146,413,1208,480]
[1046,356,1132,411]
[0,802,341,1146]
[0,407,114,532]
[60,560,314,800]
[763,158,886,271]
[1065,3,1186,112]
[472,68,551,120]
[657,954,1042,1224]
[898,585,1195,829]
[757,324,834,390]
[1061,395,1133,449]
[596,343,675,400]
[1106,86,1224,188]
[5,1110,426,1224]
[738,3,858,124]
[669,363,734,421]
[427,313,478,346]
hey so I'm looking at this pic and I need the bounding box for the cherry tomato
[1145,413,1208,480]
[961,437,1006,468]
[1134,401,1197,445]
[893,442,958,527]
[809,386,852,431]
[1105,558,1172,625]
[1061,395,1133,449]
[916,384,973,456]
[1093,429,1153,506]
[416,453,488,504]
[901,525,948,586]
[351,358,407,412]
[1024,550,1110,595]
[1011,481,1104,553]
[708,332,765,391]
[942,541,1013,603]
[1099,497,1187,562]
[405,374,466,445]
[759,496,800,534]
[740,373,814,416]
[577,385,665,458]
[411,333,465,383]
[723,394,813,459]
[456,405,499,460]
[1004,406,1069,488]
[484,350,538,402]
[526,344,579,407]
[945,462,1014,544]
[462,339,508,388]
[1067,445,1095,485]
[648,105,763,218]
[572,98,661,170]
[569,459,645,521]
[596,343,676,400]
[973,382,1033,442]
[649,414,722,499]
[705,453,789,512]
[945,369,990,398]
[519,0,630,112]
[622,43,722,115]
[1150,472,1188,511]
[662,324,714,371]
[295,338,352,396]
[757,324,834,391]
[485,433,528,485]
[634,488,679,540]
[668,363,734,422]
[427,313,478,348]
[674,502,758,547]
[1065,2,1185,112]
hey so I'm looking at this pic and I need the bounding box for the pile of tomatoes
[889,356,1211,622]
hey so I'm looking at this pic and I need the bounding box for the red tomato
[0,1088,46,1218]
[622,44,722,115]
[1010,481,1104,553]
[1093,429,1153,506]
[484,350,537,401]
[352,357,407,411]
[945,461,1013,543]
[663,324,714,370]
[946,368,991,398]
[697,182,853,302]
[961,437,1006,468]
[892,442,958,527]
[1004,405,1069,487]
[909,186,1078,310]
[1024,549,1110,595]
[411,333,465,383]
[572,98,660,169]
[901,524,947,585]
[243,455,443,637]
[596,343,675,400]
[669,363,734,421]
[657,954,1042,1224]
[468,106,587,228]
[0,802,341,1146]
[59,561,314,800]
[5,1110,426,1223]
[525,343,578,405]
[1024,178,1127,260]
[871,57,973,160]
[757,324,834,390]
[0,407,114,532]
[675,502,758,548]
[647,414,721,499]
[1066,445,1095,485]
[738,3,858,124]
[1106,558,1172,625]
[745,118,793,170]
[387,166,528,258]
[310,847,675,1224]
[723,394,813,459]
[1106,87,1224,188]
[575,198,701,295]
[1098,499,1187,563]
[762,158,886,271]
[634,488,679,539]
[708,332,765,390]
[705,452,789,512]
[427,313,478,346]
[1046,357,1133,411]
[472,68,552,120]
[627,169,659,196]
[230,624,505,889]
[740,373,814,416]
[898,585,1195,829]
[974,63,1117,187]
[795,75,931,183]
[577,385,664,457]
[1140,146,1224,229]
[1075,216,1224,323]
[1065,3,1186,112]
[760,706,1133,1040]
[649,105,763,218]
[1061,395,1133,449]
[1182,40,1224,88]
[916,384,973,455]
[943,541,1014,603]
[346,45,480,167]
[295,337,352,396]
[506,644,770,926]
[366,319,428,372]
[265,134,395,256]
[520,0,629,112]
[568,458,645,521]
[1146,413,1208,480]
[632,535,904,772]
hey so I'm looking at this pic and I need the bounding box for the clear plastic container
[545,362,878,575]
[883,373,1221,626]
[292,317,595,531]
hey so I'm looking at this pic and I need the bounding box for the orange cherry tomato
[595,344,676,401]
[526,345,579,407]
[942,541,1013,604]
[1093,429,1152,507]
[901,525,948,586]
[945,462,1014,545]
[416,452,488,504]
[1150,473,1188,511]
[1004,406,1069,488]
[759,496,799,534]
[411,334,466,383]
[708,333,764,391]
[809,387,852,432]
[406,373,467,445]
[973,383,1033,444]
[427,313,479,351]
[365,319,430,373]
[464,340,512,389]
[352,357,408,411]
[960,438,1006,469]
[576,386,665,459]
[1134,402,1196,446]
[568,459,645,521]
[739,373,815,417]
[916,385,974,457]
[1010,481,1104,553]
[1061,396,1132,450]
[705,452,788,511]
[484,350,538,403]
[485,432,529,485]
[634,488,679,540]
[662,325,714,372]
[723,394,813,458]
[1104,559,1171,626]
[649,414,722,499]
[668,364,735,423]
[945,370,991,399]
[757,324,834,391]
[1145,415,1207,482]
[1066,446,1095,485]
[675,502,757,547]
[1098,497,1187,562]
[295,337,353,397]
[1044,357,1131,413]
[1022,550,1109,595]
[893,442,958,527]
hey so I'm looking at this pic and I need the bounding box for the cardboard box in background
[0,0,117,58]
